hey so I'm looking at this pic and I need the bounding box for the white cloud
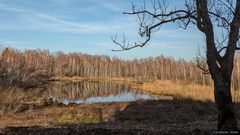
[0,3,137,34]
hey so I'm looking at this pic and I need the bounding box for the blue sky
[0,0,203,60]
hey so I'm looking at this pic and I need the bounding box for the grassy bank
[0,99,221,134]
[3,97,237,135]
[52,76,240,102]
[137,80,240,102]
[138,80,214,102]
[50,76,140,83]
[0,101,128,129]
[50,77,240,102]
[1,78,240,134]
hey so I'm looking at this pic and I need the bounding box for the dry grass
[137,80,240,102]
[51,76,140,83]
[0,102,128,129]
[0,87,26,116]
[0,86,46,117]
[28,77,240,102]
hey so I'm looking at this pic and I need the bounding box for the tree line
[1,47,240,89]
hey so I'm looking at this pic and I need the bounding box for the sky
[0,0,204,60]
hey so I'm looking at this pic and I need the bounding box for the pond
[47,81,170,105]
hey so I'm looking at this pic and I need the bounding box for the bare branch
[196,57,210,74]
[113,2,199,51]
[112,32,151,51]
[218,0,235,14]
[218,46,240,54]
[111,0,240,130]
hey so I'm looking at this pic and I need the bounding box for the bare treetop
[113,0,240,131]
[112,0,240,53]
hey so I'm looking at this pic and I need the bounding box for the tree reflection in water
[47,81,160,104]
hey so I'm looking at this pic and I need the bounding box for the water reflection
[47,81,161,104]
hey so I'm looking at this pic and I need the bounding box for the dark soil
[0,99,240,135]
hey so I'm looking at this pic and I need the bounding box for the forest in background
[0,47,240,90]
[1,47,240,133]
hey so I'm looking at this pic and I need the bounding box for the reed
[0,87,26,116]
[139,80,240,102]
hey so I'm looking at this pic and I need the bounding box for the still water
[47,81,165,105]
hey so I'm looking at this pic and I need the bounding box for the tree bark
[195,0,239,130]
[214,74,238,131]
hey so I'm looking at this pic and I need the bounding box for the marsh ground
[1,98,238,135]
[1,79,240,135]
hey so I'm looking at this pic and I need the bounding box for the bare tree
[112,0,240,131]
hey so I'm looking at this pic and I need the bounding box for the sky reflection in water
[62,92,160,105]
[48,81,168,105]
